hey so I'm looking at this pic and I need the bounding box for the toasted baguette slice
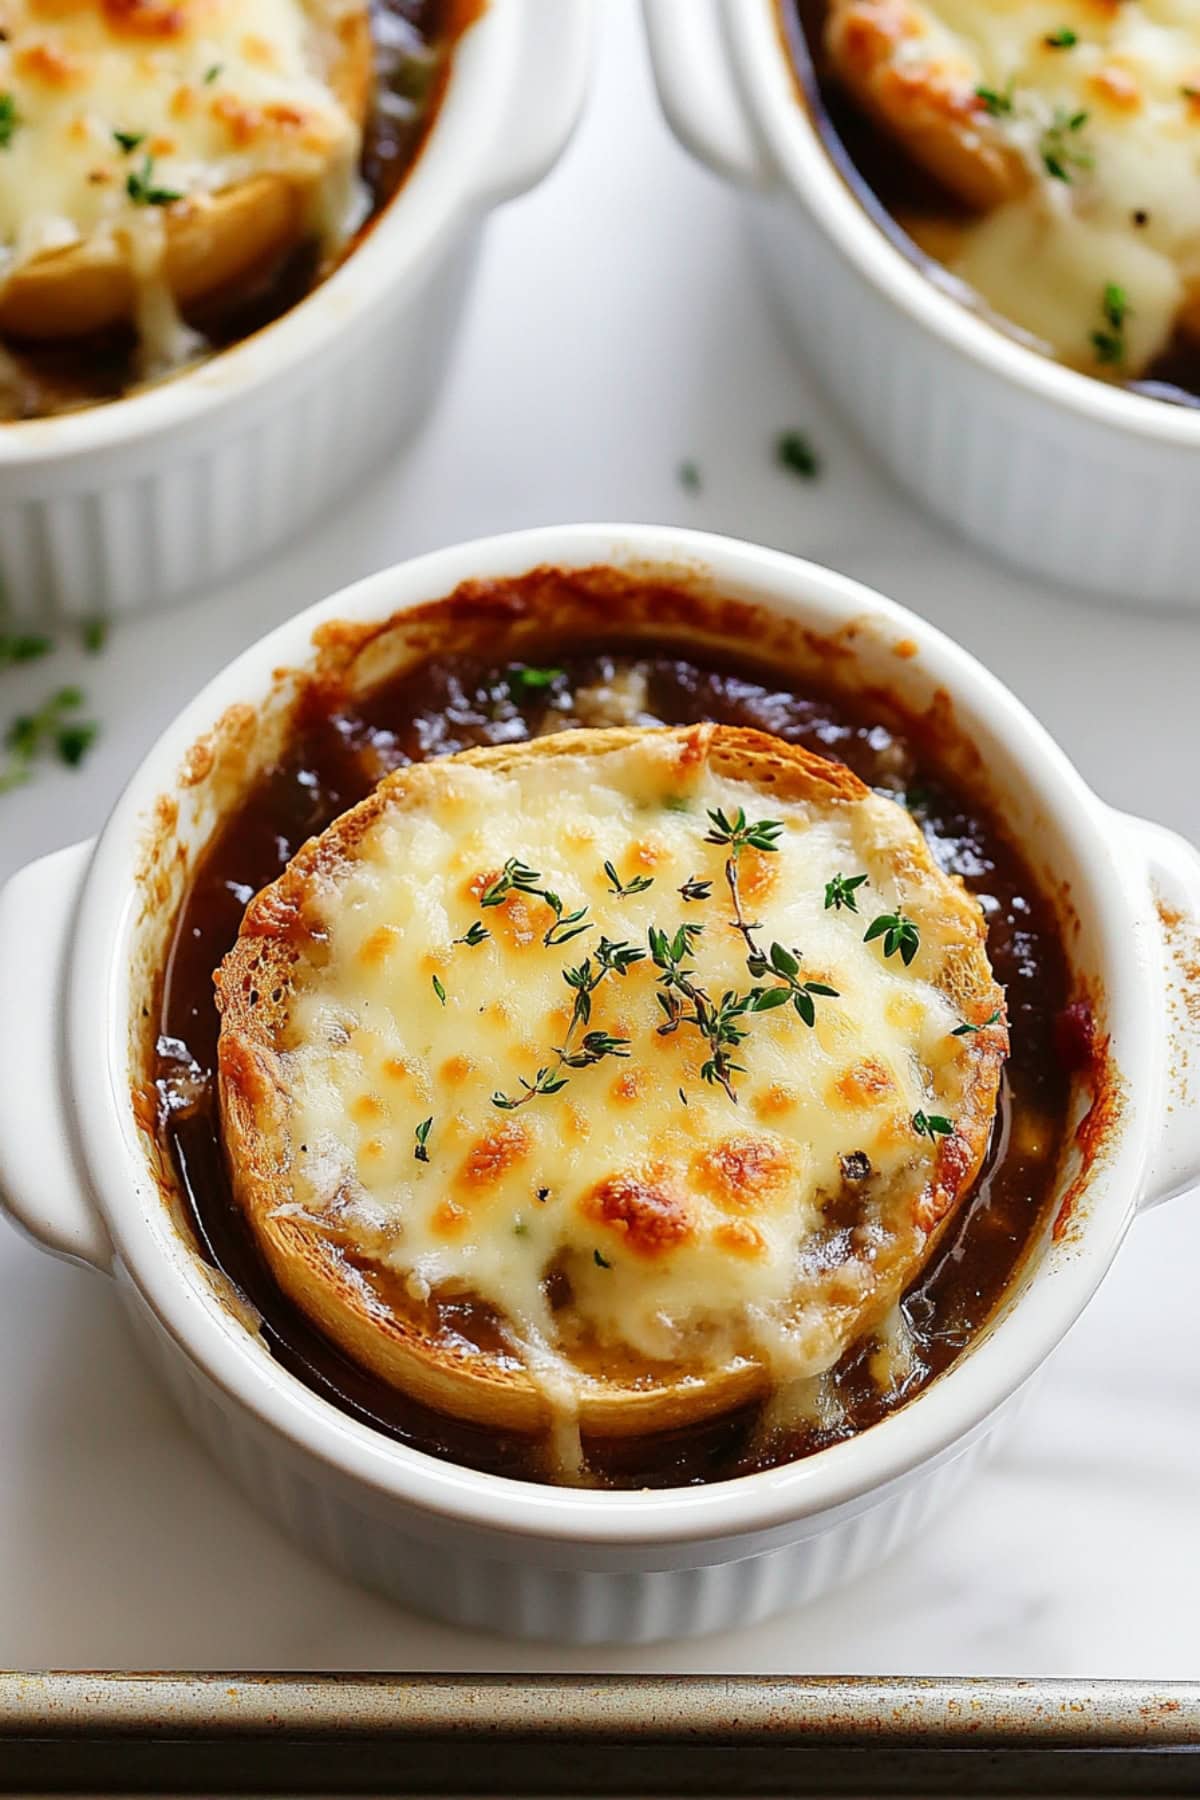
[0,2,371,341]
[216,724,1007,1438]
[825,0,1029,212]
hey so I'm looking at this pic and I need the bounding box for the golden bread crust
[216,724,1007,1437]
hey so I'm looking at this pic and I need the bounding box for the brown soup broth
[154,634,1076,1489]
[1,0,462,421]
[782,0,1200,406]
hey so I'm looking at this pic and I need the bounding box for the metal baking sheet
[0,1674,1197,1796]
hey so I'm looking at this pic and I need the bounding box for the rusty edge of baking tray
[0,1674,1198,1797]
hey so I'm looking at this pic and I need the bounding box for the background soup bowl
[0,524,1197,1644]
[643,0,1200,612]
[0,1,592,624]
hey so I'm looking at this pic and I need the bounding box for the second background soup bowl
[643,0,1200,610]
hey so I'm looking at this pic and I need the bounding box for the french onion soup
[0,0,474,419]
[151,570,1088,1489]
[786,0,1200,404]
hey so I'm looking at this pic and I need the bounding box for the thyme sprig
[604,860,654,899]
[479,857,591,948]
[705,805,783,961]
[454,921,490,948]
[491,937,644,1110]
[678,875,713,903]
[648,921,785,1104]
[1,686,98,792]
[746,941,840,1028]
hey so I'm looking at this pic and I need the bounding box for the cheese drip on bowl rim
[216,723,1008,1467]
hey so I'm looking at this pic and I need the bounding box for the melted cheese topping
[0,0,361,279]
[271,735,996,1396]
[831,0,1200,374]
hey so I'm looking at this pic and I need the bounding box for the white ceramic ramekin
[0,4,591,623]
[643,0,1200,610]
[1,523,1197,1644]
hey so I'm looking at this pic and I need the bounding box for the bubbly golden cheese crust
[216,725,1007,1439]
[0,0,369,339]
[826,0,1200,374]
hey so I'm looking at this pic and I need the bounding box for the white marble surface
[1,0,1198,1678]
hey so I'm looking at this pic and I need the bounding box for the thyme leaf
[604,859,654,899]
[912,1110,955,1140]
[824,871,868,913]
[952,1007,1001,1037]
[864,910,920,966]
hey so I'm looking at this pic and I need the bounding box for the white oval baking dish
[0,3,591,624]
[643,0,1200,611]
[1,523,1197,1644]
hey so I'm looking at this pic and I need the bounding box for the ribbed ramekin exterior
[122,1280,1009,1644]
[746,194,1198,610]
[0,238,477,623]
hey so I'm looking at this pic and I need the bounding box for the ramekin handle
[1121,812,1200,1211]
[0,840,113,1272]
[642,0,775,189]
[475,0,594,206]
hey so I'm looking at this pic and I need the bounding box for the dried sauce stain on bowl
[1156,896,1200,1118]
[134,564,1097,1489]
[1049,991,1125,1246]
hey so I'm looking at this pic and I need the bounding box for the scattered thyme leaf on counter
[82,617,108,655]
[55,721,98,767]
[1,683,98,790]
[0,632,52,668]
[776,430,821,480]
[678,459,702,492]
